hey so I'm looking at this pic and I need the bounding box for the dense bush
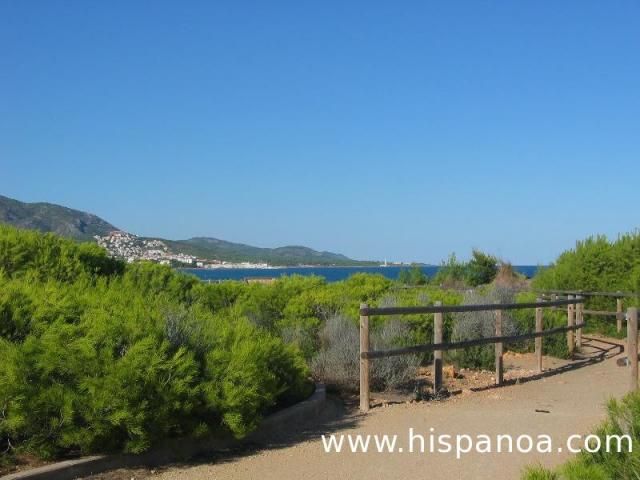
[466,250,500,287]
[0,225,124,281]
[398,266,428,286]
[533,232,640,294]
[1,223,590,466]
[433,250,499,287]
[0,226,310,462]
[522,389,640,479]
[3,226,462,463]
[532,231,640,336]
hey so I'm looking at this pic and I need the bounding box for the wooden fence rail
[546,293,640,391]
[359,297,585,412]
[539,290,639,298]
[361,324,586,359]
[540,291,631,333]
[361,298,582,316]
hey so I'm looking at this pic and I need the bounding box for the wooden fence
[541,292,640,394]
[359,297,586,412]
[540,290,636,332]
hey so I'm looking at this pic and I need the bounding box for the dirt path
[93,336,630,480]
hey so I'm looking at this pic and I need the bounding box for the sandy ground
[85,336,629,480]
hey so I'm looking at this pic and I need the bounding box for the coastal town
[94,230,271,269]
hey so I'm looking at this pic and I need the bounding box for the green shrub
[522,389,640,479]
[532,231,640,338]
[4,222,599,466]
[433,250,499,287]
[521,465,559,480]
[466,250,499,287]
[398,266,428,285]
[0,225,310,462]
[0,224,123,281]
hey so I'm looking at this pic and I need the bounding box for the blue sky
[1,1,638,264]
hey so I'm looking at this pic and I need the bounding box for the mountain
[163,237,358,266]
[0,194,117,241]
[0,195,370,266]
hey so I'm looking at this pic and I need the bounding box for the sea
[180,265,540,283]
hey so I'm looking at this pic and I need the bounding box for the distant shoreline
[179,265,541,283]
[179,264,433,270]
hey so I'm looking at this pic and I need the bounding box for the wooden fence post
[617,295,623,333]
[567,295,575,356]
[359,303,370,412]
[433,301,443,394]
[535,298,543,372]
[576,297,583,349]
[495,308,503,386]
[627,307,638,392]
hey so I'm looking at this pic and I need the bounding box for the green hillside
[163,237,369,266]
[0,195,370,266]
[0,195,116,241]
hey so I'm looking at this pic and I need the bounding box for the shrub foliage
[0,225,310,460]
[522,389,640,479]
[433,250,499,287]
[532,231,640,335]
[1,224,590,465]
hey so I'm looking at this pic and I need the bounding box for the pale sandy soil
[85,336,629,480]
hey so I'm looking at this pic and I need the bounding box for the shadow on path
[469,336,623,393]
[145,395,361,474]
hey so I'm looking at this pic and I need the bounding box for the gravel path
[90,336,629,480]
